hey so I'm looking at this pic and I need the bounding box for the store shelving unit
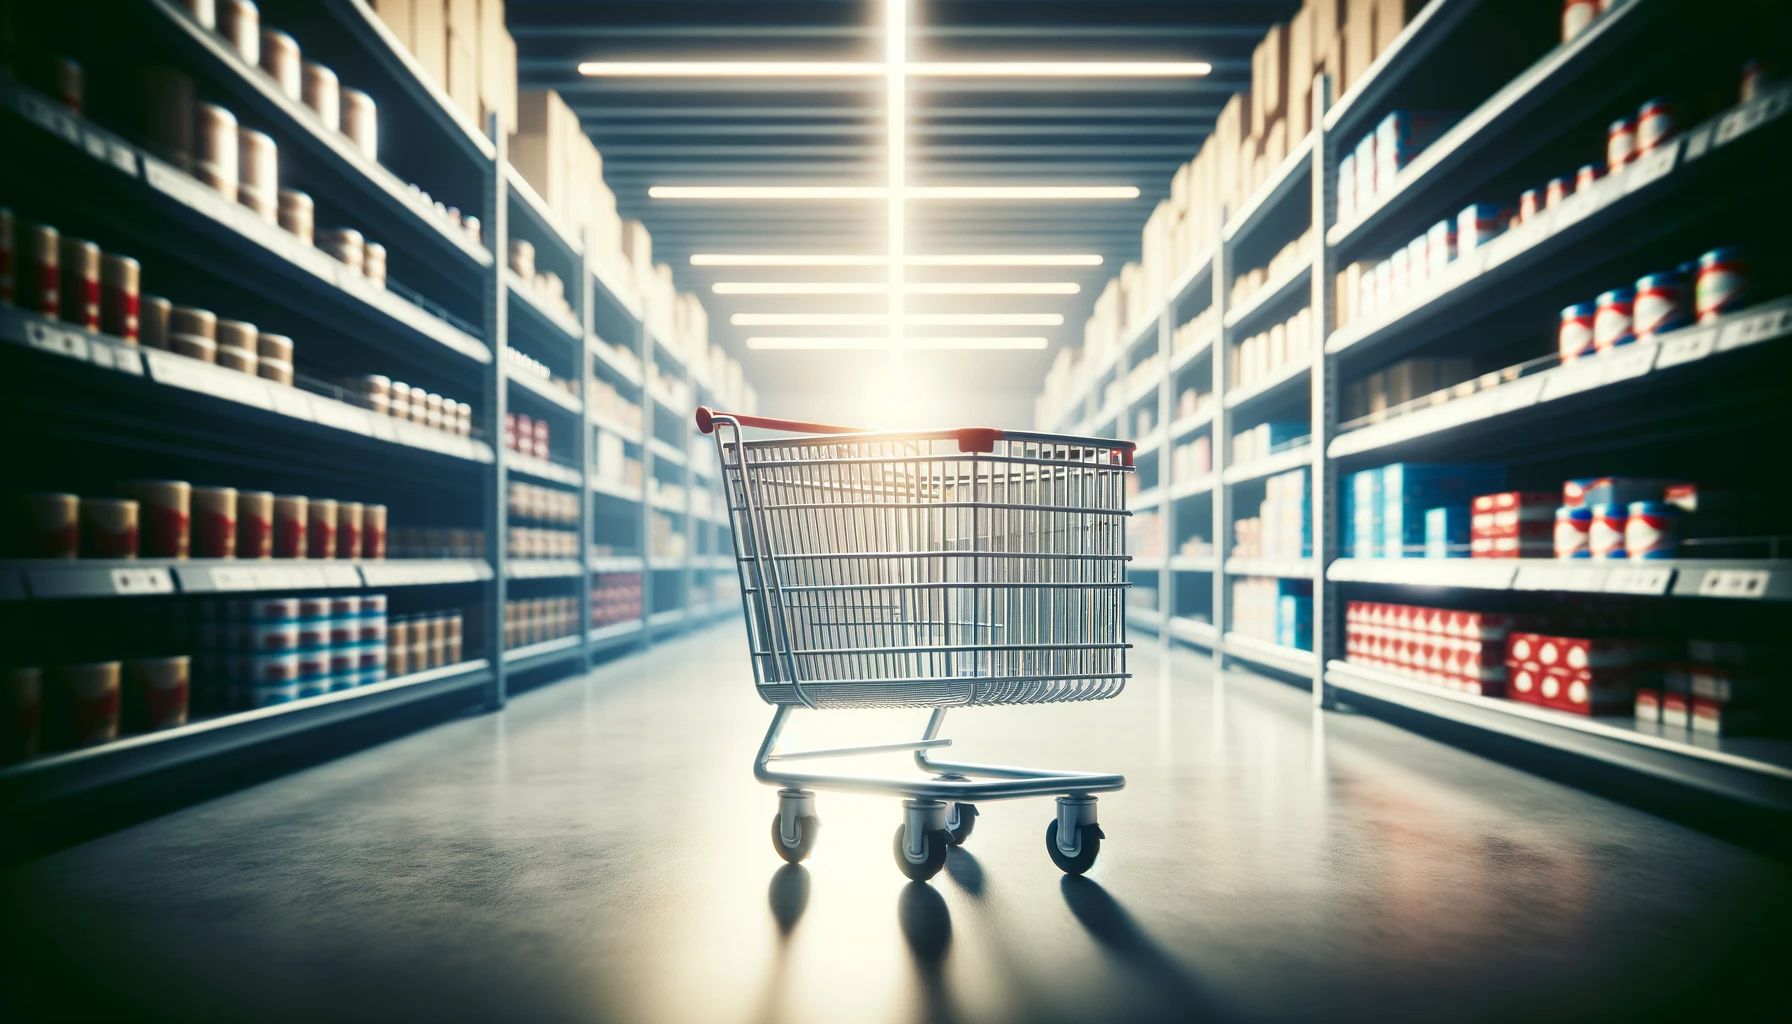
[1041,0,1792,815]
[0,1,750,814]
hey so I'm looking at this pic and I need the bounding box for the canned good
[329,648,357,691]
[217,344,257,375]
[215,318,254,350]
[125,656,190,731]
[1517,188,1541,224]
[1589,503,1628,560]
[121,480,191,559]
[245,621,300,654]
[250,651,300,706]
[389,380,412,418]
[425,392,444,430]
[337,502,364,559]
[298,595,331,621]
[58,662,122,746]
[278,189,314,244]
[1574,163,1601,193]
[1625,501,1678,559]
[1554,506,1592,559]
[1543,176,1572,211]
[301,63,340,133]
[273,494,308,557]
[218,0,259,64]
[1695,247,1746,323]
[95,253,142,342]
[238,491,274,558]
[1560,0,1597,39]
[510,240,536,279]
[141,296,172,349]
[1557,302,1596,362]
[179,0,216,28]
[23,492,79,558]
[1633,272,1687,338]
[296,648,330,699]
[1606,117,1635,171]
[1740,59,1769,103]
[170,305,216,339]
[244,596,299,621]
[330,596,362,644]
[453,401,472,436]
[364,242,386,287]
[408,385,429,424]
[321,228,364,274]
[260,28,301,100]
[238,128,278,223]
[192,485,238,558]
[307,497,338,558]
[1593,288,1634,351]
[1456,203,1503,251]
[20,223,59,316]
[170,332,218,362]
[342,88,377,160]
[59,237,100,331]
[195,102,239,201]
[363,504,388,559]
[257,357,293,385]
[1635,98,1674,155]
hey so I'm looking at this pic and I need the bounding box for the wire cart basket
[696,406,1133,881]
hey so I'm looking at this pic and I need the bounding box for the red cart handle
[696,406,1004,454]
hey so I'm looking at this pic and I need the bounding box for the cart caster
[944,802,978,846]
[894,799,950,881]
[1046,795,1102,875]
[771,789,818,865]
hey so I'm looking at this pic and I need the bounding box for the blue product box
[1424,505,1470,559]
[1381,464,1504,559]
[1276,593,1314,651]
[1350,468,1383,557]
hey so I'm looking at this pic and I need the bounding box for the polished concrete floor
[4,624,1787,1023]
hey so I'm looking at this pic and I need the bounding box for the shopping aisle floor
[4,625,1786,1023]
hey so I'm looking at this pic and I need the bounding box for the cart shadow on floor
[898,881,959,1024]
[1059,876,1235,1023]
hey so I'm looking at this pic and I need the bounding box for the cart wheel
[893,824,950,881]
[771,813,819,864]
[944,803,978,846]
[1045,819,1103,875]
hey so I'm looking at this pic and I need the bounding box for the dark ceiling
[509,0,1295,392]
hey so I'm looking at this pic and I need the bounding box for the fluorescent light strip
[887,0,907,360]
[711,282,1081,295]
[690,253,1103,267]
[747,336,1050,351]
[651,185,1138,201]
[731,313,1063,326]
[577,60,1210,78]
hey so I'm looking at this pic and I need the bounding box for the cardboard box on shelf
[1251,23,1287,137]
[478,0,506,125]
[373,0,412,47]
[1214,93,1247,215]
[1288,5,1316,93]
[1343,7,1375,94]
[410,0,447,86]
[1374,0,1418,57]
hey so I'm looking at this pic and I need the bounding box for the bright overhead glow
[648,186,884,200]
[747,336,1050,350]
[909,253,1104,267]
[653,185,1136,201]
[733,312,1063,327]
[578,61,883,77]
[908,282,1080,295]
[713,282,1081,296]
[577,60,1209,78]
[909,185,1139,200]
[690,253,1103,268]
[886,0,907,361]
[713,282,887,295]
[691,254,886,267]
[909,61,1211,77]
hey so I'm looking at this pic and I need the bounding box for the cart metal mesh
[712,421,1134,708]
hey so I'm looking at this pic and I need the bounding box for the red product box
[1472,534,1555,558]
[1508,632,1658,672]
[1470,492,1558,532]
[1541,665,1636,715]
[1691,697,1776,737]
[1635,688,1662,724]
[1507,661,1546,705]
[1661,692,1692,729]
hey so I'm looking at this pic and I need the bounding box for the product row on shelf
[0,1,748,824]
[1056,0,1792,814]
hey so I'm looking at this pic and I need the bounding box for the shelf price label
[1717,303,1792,353]
[24,319,91,361]
[1605,566,1674,596]
[1714,84,1791,148]
[1654,326,1717,369]
[1696,568,1771,599]
[110,567,175,595]
[1622,142,1678,194]
[1514,563,1606,592]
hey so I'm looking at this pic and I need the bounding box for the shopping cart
[696,406,1133,881]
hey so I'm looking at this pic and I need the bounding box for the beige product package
[238,129,278,223]
[169,333,218,362]
[364,242,387,287]
[58,238,100,331]
[320,228,364,274]
[260,28,301,100]
[125,655,191,731]
[278,189,314,244]
[237,489,274,558]
[100,254,141,342]
[218,0,260,65]
[194,102,239,201]
[342,88,378,160]
[301,63,340,132]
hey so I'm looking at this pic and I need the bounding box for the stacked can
[328,596,361,691]
[1633,271,1688,338]
[244,597,301,707]
[359,594,389,687]
[1588,504,1629,560]
[1554,506,1593,559]
[1694,247,1746,322]
[1558,302,1596,362]
[296,597,332,698]
[1592,288,1634,351]
[1635,99,1674,157]
[1625,502,1679,559]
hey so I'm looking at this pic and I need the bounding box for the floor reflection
[767,864,810,935]
[942,848,986,899]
